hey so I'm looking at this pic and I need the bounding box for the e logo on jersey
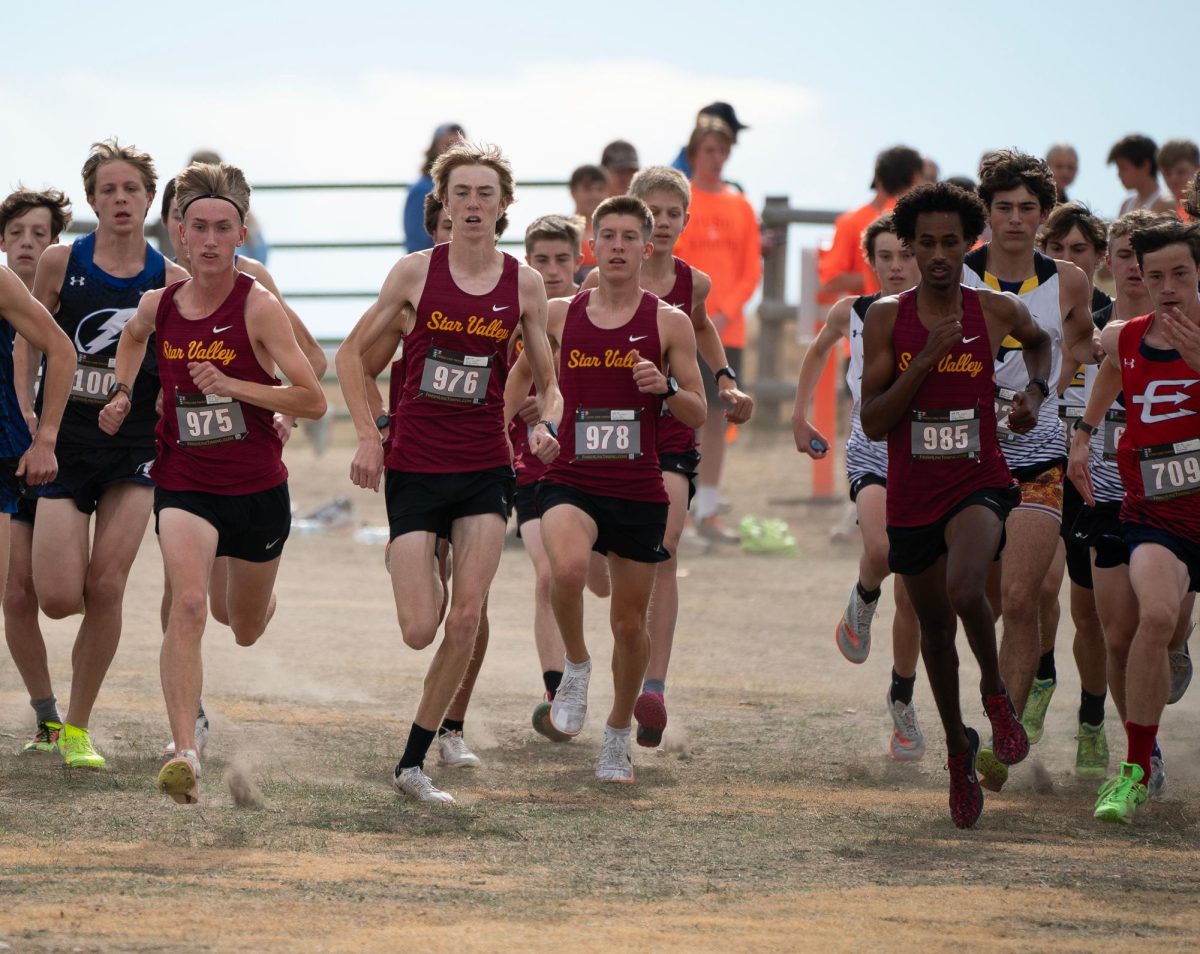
[76,307,136,355]
[1132,379,1198,424]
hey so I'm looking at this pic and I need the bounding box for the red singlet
[385,243,520,473]
[543,290,668,504]
[657,257,697,456]
[885,287,1013,526]
[151,273,286,494]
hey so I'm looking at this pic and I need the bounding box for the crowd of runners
[2,132,1199,830]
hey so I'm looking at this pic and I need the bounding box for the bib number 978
[574,408,642,460]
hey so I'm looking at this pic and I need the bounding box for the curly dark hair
[977,149,1058,212]
[1129,218,1200,268]
[1037,202,1108,255]
[892,182,987,247]
[0,187,72,238]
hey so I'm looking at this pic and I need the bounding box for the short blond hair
[593,195,653,242]
[629,166,691,211]
[174,162,251,223]
[432,142,515,209]
[525,214,581,256]
[82,138,157,198]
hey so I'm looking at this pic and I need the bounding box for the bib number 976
[419,349,491,405]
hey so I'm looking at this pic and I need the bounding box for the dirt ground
[1,426,1198,953]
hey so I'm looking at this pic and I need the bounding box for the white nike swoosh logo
[492,305,509,312]
[962,336,980,344]
[265,538,280,549]
[213,325,233,334]
[629,335,648,342]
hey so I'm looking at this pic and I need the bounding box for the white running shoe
[1168,641,1192,704]
[162,708,210,759]
[392,765,455,804]
[550,660,591,737]
[1149,751,1166,799]
[437,730,481,768]
[886,688,925,761]
[596,726,634,782]
[836,585,876,664]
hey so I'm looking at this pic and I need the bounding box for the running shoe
[1022,677,1056,745]
[1074,721,1109,779]
[976,745,1009,793]
[157,749,201,804]
[21,720,61,755]
[162,708,210,759]
[549,661,590,737]
[59,723,107,770]
[982,691,1029,765]
[1168,642,1192,704]
[1094,762,1147,825]
[532,694,571,743]
[596,726,634,782]
[835,584,875,664]
[947,726,983,829]
[886,689,925,761]
[633,690,667,748]
[436,730,481,768]
[697,515,740,545]
[1149,740,1166,799]
[738,516,797,555]
[392,765,455,804]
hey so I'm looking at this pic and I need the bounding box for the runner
[17,141,189,770]
[0,188,79,754]
[506,194,705,782]
[860,181,1049,828]
[1023,203,1111,754]
[961,149,1101,792]
[99,160,327,803]
[794,212,925,760]
[1067,217,1200,824]
[336,142,560,804]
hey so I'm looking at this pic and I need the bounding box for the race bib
[1102,408,1125,462]
[910,407,981,460]
[70,354,117,405]
[419,348,491,405]
[994,386,1018,443]
[574,408,641,460]
[1139,438,1200,500]
[175,392,248,446]
[1058,404,1085,422]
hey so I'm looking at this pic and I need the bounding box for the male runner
[18,141,188,770]
[960,150,1100,791]
[578,167,753,747]
[506,194,705,782]
[1067,218,1200,823]
[100,160,326,803]
[794,213,924,760]
[336,142,560,804]
[860,182,1049,828]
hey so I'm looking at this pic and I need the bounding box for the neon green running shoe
[1074,721,1109,779]
[21,720,61,754]
[739,516,797,555]
[976,745,1009,792]
[1022,677,1056,745]
[1094,762,1148,824]
[58,722,107,770]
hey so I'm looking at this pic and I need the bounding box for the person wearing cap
[404,123,465,253]
[671,102,749,180]
[601,141,640,197]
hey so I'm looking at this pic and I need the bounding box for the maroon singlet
[657,257,696,456]
[385,243,520,473]
[1117,314,1200,541]
[543,290,668,504]
[151,273,286,494]
[508,336,547,487]
[886,286,1013,527]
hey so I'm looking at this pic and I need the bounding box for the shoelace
[559,670,588,709]
[894,702,920,741]
[600,733,629,768]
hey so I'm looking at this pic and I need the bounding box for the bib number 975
[175,392,248,446]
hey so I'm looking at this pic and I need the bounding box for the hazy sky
[2,1,1192,335]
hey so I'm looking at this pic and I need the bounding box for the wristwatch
[1073,418,1096,436]
[662,376,679,399]
[536,419,558,439]
[1028,377,1050,398]
[375,413,390,431]
[715,366,738,384]
[107,381,132,400]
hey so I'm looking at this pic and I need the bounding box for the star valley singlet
[38,232,165,449]
[543,290,668,504]
[886,287,1013,527]
[385,243,519,473]
[962,247,1064,469]
[151,274,286,494]
[656,257,696,456]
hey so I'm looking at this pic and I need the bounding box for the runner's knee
[166,590,209,637]
[611,611,647,645]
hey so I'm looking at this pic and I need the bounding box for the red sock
[1124,721,1158,783]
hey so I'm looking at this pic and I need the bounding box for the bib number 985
[910,407,981,460]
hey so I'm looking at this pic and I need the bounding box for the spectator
[672,102,749,180]
[403,123,464,252]
[922,156,940,183]
[817,145,923,303]
[1108,134,1175,215]
[1158,138,1200,220]
[674,115,761,542]
[569,164,607,279]
[189,148,269,262]
[600,140,639,197]
[1046,143,1079,202]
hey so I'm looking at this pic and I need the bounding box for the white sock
[565,657,591,674]
[693,485,719,520]
[605,723,631,738]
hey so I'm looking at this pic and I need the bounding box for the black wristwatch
[108,381,132,401]
[1073,419,1097,436]
[375,413,390,431]
[662,376,679,399]
[536,419,558,439]
[715,366,738,384]
[1028,377,1050,399]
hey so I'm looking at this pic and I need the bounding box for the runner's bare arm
[860,297,953,441]
[1058,262,1103,367]
[792,296,852,458]
[361,317,405,425]
[579,269,598,291]
[1067,324,1124,507]
[16,244,71,429]
[649,303,705,428]
[504,299,565,426]
[239,257,328,378]
[690,269,752,424]
[991,292,1050,433]
[517,266,562,461]
[97,290,158,436]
